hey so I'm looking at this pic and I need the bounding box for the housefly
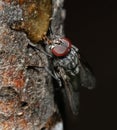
[42,36,96,115]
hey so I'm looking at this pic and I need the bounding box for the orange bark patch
[0,100,15,116]
[13,78,25,88]
[2,68,25,88]
[18,0,25,5]
[0,116,28,130]
[0,3,3,11]
[12,70,25,88]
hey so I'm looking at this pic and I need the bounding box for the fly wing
[59,68,80,115]
[79,54,96,89]
[63,75,80,115]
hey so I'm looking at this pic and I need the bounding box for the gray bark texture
[0,0,65,129]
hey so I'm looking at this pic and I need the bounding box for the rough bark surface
[0,0,65,129]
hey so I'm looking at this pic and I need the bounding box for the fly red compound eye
[51,38,72,57]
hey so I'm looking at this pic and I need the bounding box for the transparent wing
[79,54,96,89]
[63,74,80,115]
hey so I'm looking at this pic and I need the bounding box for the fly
[30,36,96,115]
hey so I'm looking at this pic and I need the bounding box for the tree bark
[0,0,65,129]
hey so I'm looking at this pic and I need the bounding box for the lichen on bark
[8,0,52,43]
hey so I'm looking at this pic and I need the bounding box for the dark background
[63,0,116,129]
